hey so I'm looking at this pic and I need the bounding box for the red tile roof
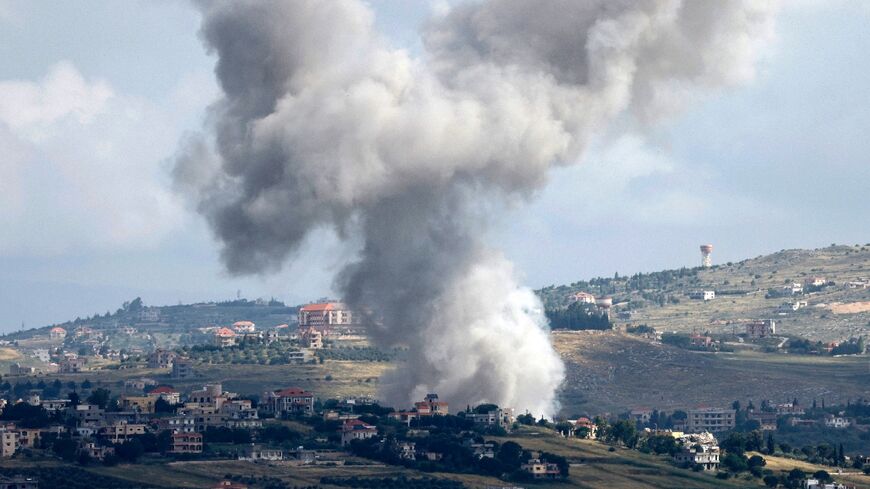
[300,303,336,312]
[149,386,178,394]
[215,327,236,337]
[274,387,313,397]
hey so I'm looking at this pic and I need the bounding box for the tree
[722,453,748,473]
[766,432,776,455]
[81,379,92,389]
[87,388,111,409]
[116,438,144,462]
[813,470,831,483]
[763,475,780,488]
[67,391,80,408]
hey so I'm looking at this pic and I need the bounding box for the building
[148,349,177,369]
[674,443,720,471]
[466,407,515,431]
[571,417,598,439]
[630,408,654,424]
[81,441,115,461]
[59,357,86,373]
[298,302,355,332]
[805,277,826,288]
[172,357,194,379]
[804,479,849,489]
[170,432,203,454]
[213,328,237,348]
[188,384,228,408]
[262,387,315,416]
[340,419,378,446]
[824,415,851,429]
[121,396,157,413]
[415,394,448,416]
[239,445,283,461]
[690,333,713,348]
[8,364,34,376]
[98,422,146,443]
[148,386,181,405]
[520,458,561,479]
[298,326,323,349]
[153,416,196,434]
[747,411,778,431]
[688,290,716,301]
[569,292,596,304]
[49,326,67,340]
[775,402,805,416]
[41,399,70,413]
[0,432,18,457]
[232,321,256,333]
[745,320,776,339]
[700,244,714,268]
[686,407,736,433]
[214,481,248,489]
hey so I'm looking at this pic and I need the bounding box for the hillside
[539,244,870,342]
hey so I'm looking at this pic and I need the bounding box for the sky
[0,0,868,331]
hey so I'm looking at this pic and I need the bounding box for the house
[686,407,736,433]
[8,364,34,376]
[674,443,720,471]
[213,327,237,348]
[49,326,67,340]
[415,393,448,416]
[340,419,377,446]
[239,445,283,461]
[805,277,827,288]
[824,415,851,429]
[232,321,256,333]
[153,416,196,433]
[630,408,654,424]
[188,383,232,409]
[298,326,323,349]
[466,407,515,431]
[148,386,181,405]
[148,349,177,369]
[690,334,713,348]
[688,290,716,301]
[520,458,561,479]
[98,422,146,443]
[569,292,596,304]
[788,282,804,295]
[81,441,115,461]
[571,417,598,439]
[121,396,157,413]
[74,404,106,425]
[747,411,778,431]
[788,418,817,427]
[59,357,86,373]
[803,479,849,489]
[41,399,70,413]
[170,432,203,454]
[778,301,808,313]
[745,319,776,339]
[172,357,194,379]
[262,387,315,416]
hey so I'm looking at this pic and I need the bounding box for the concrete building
[745,320,776,339]
[262,387,315,416]
[172,357,194,379]
[466,407,515,431]
[213,327,237,348]
[688,290,716,301]
[232,321,256,333]
[747,411,778,431]
[340,419,377,446]
[298,326,323,349]
[674,443,720,471]
[686,408,736,433]
[569,292,596,304]
[298,302,354,332]
[49,326,67,340]
[148,349,177,369]
[170,432,203,454]
[520,458,561,479]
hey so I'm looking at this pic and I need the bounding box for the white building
[688,290,716,301]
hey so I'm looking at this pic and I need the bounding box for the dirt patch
[0,348,22,361]
[829,301,870,314]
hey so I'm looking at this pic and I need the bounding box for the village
[0,295,866,489]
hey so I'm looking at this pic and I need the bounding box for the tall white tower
[700,244,713,268]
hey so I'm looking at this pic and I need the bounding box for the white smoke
[175,0,778,417]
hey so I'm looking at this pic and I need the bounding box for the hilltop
[538,244,870,342]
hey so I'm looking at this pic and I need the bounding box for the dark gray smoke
[175,0,777,416]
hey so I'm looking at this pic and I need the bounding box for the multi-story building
[60,357,86,373]
[298,302,355,331]
[0,475,38,489]
[745,320,776,339]
[674,443,720,470]
[148,349,177,369]
[98,422,146,444]
[0,432,18,458]
[170,432,203,454]
[232,321,256,333]
[172,357,194,379]
[747,411,778,431]
[49,326,67,340]
[262,388,315,416]
[569,292,596,304]
[298,326,323,349]
[466,407,515,431]
[688,290,716,301]
[148,386,181,405]
[213,328,237,348]
[340,419,377,446]
[686,407,735,433]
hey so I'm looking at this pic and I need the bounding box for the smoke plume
[175,0,777,416]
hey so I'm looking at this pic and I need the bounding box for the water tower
[700,244,714,268]
[596,296,613,319]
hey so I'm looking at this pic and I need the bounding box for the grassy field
[554,330,870,414]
